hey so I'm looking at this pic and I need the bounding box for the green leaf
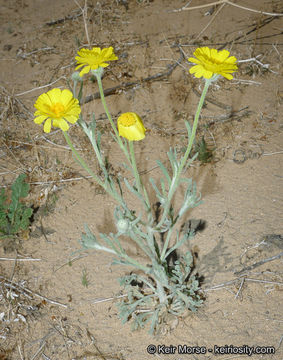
[8,174,30,224]
[79,224,116,254]
[77,81,84,103]
[11,206,33,234]
[0,174,33,235]
[156,160,171,186]
[184,120,192,138]
[149,177,165,204]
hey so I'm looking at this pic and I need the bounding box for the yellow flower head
[34,88,81,133]
[117,112,146,141]
[188,47,238,80]
[75,46,118,76]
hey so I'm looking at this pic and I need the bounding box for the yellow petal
[60,121,69,131]
[34,115,48,124]
[202,69,213,79]
[92,47,102,54]
[90,64,100,70]
[67,105,80,116]
[189,65,199,75]
[101,46,118,60]
[119,125,145,141]
[61,89,74,106]
[217,49,230,61]
[222,73,233,80]
[188,57,199,64]
[43,119,52,133]
[210,48,218,59]
[101,47,112,57]
[65,115,79,124]
[75,62,84,69]
[226,56,237,64]
[76,50,84,57]
[34,109,45,116]
[198,47,210,57]
[79,65,91,76]
[53,118,69,131]
[47,88,61,103]
[34,94,51,109]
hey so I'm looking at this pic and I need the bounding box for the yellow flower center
[119,113,136,127]
[50,102,65,117]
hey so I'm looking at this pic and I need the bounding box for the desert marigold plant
[34,46,238,335]
[188,46,238,80]
[34,88,81,133]
[75,46,118,76]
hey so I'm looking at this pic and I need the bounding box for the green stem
[128,140,150,210]
[63,131,103,185]
[155,77,212,231]
[129,229,153,259]
[78,115,106,174]
[180,78,211,169]
[72,80,77,99]
[160,225,174,261]
[95,73,131,164]
[156,279,168,304]
[94,69,153,216]
[122,253,150,273]
[63,131,124,207]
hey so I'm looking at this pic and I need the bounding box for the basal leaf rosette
[117,112,146,141]
[188,47,238,80]
[75,46,118,76]
[33,88,81,133]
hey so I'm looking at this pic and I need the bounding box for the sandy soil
[0,0,283,359]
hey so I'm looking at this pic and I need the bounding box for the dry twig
[0,276,67,308]
[235,252,283,275]
[172,0,283,17]
[15,76,66,97]
[203,276,283,293]
[0,257,42,261]
[74,0,90,46]
[46,11,82,25]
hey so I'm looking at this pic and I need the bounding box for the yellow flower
[117,112,146,141]
[34,88,81,133]
[75,46,118,76]
[188,47,238,80]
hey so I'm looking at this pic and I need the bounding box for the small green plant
[0,174,33,238]
[180,136,214,164]
[195,136,214,164]
[81,267,90,288]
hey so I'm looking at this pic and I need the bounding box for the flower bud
[117,112,146,141]
[116,218,129,234]
[71,71,83,82]
[91,67,104,79]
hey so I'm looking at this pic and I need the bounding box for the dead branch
[0,276,67,308]
[173,0,283,17]
[46,11,82,26]
[235,252,283,275]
